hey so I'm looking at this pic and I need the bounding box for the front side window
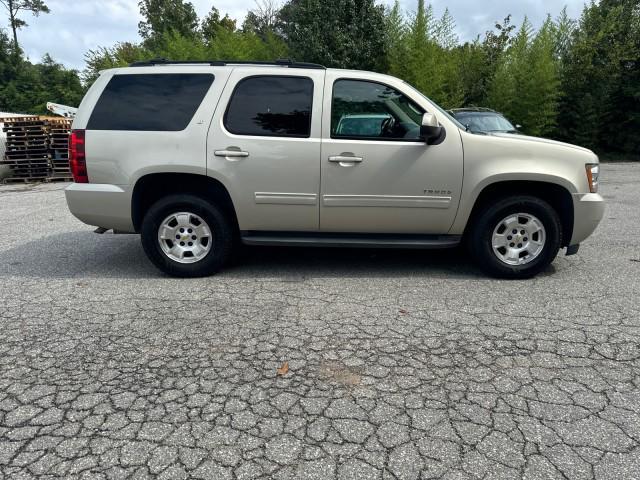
[331,79,424,140]
[224,76,313,137]
[87,73,214,131]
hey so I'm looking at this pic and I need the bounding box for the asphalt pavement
[0,163,639,479]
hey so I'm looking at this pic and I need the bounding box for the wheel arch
[131,173,238,233]
[462,179,574,247]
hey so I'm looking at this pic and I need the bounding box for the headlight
[585,163,599,193]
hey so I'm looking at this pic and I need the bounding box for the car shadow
[0,229,485,280]
[230,244,481,280]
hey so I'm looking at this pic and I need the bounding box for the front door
[320,72,463,234]
[207,67,325,232]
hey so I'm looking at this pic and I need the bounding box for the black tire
[467,195,562,279]
[140,194,234,277]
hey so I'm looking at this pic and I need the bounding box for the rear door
[207,67,325,232]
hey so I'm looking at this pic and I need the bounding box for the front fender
[450,171,578,235]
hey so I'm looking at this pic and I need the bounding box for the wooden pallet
[6,138,48,145]
[45,176,72,182]
[5,128,47,133]
[4,155,50,163]
[2,177,49,184]
[0,116,37,123]
[6,168,50,176]
[1,116,73,181]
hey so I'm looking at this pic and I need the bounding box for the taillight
[69,129,88,183]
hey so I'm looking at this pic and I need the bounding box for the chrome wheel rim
[157,212,212,264]
[492,213,546,266]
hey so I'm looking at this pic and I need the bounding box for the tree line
[0,0,638,158]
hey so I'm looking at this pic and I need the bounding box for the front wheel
[141,194,233,277]
[468,196,562,279]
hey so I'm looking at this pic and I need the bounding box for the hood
[489,132,594,155]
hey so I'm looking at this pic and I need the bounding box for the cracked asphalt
[0,163,639,479]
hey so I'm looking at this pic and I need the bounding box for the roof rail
[128,58,326,69]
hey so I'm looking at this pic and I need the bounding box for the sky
[17,0,587,71]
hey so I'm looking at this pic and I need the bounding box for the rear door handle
[328,155,363,163]
[214,149,249,158]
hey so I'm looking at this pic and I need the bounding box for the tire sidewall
[471,196,562,279]
[141,194,232,277]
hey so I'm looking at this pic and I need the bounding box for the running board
[240,232,461,249]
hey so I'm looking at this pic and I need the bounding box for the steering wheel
[381,116,396,137]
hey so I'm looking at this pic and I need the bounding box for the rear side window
[224,76,313,137]
[87,73,214,131]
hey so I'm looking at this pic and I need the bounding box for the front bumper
[570,192,605,245]
[65,183,135,232]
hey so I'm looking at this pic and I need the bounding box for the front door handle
[328,155,363,163]
[214,149,249,158]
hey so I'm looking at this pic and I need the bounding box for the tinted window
[224,76,313,137]
[87,73,214,131]
[332,80,424,140]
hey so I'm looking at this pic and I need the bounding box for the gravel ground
[0,163,639,480]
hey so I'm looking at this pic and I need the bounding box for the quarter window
[87,73,214,131]
[332,79,424,140]
[224,76,313,137]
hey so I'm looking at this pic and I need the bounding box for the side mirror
[515,124,522,130]
[420,113,446,145]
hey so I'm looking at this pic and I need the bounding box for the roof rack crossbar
[128,58,326,69]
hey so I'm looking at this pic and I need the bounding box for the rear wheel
[141,194,233,277]
[468,195,562,279]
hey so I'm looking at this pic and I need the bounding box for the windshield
[455,113,516,133]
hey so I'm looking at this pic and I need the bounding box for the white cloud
[17,0,586,71]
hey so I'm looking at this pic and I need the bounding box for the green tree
[83,42,150,85]
[0,46,83,113]
[487,20,530,124]
[384,1,408,78]
[401,0,462,108]
[482,15,515,66]
[434,8,458,49]
[481,14,516,98]
[207,27,288,60]
[278,0,387,70]
[152,30,208,60]
[552,6,576,62]
[403,0,436,91]
[599,0,640,155]
[201,6,236,44]
[0,0,49,52]
[243,0,281,39]
[488,17,560,136]
[528,17,562,135]
[608,56,639,154]
[557,0,640,154]
[30,54,84,111]
[138,0,199,50]
[456,39,488,106]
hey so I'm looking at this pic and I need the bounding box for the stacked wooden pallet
[47,118,73,180]
[2,117,50,181]
[0,116,73,183]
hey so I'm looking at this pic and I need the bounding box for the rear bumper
[570,192,605,245]
[65,183,135,232]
